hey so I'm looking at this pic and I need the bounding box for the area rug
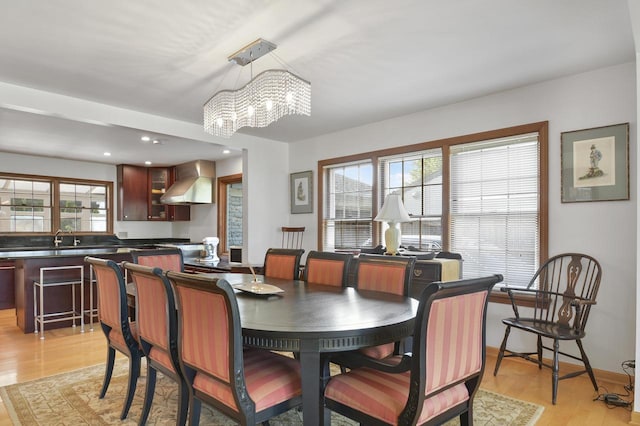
[0,360,543,425]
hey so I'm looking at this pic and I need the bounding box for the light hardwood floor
[0,308,633,425]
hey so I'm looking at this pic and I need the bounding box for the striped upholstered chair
[303,250,352,287]
[350,255,416,360]
[262,248,304,280]
[131,248,184,272]
[165,271,303,425]
[84,256,143,420]
[325,274,503,425]
[122,261,187,425]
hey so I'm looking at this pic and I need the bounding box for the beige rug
[0,360,543,425]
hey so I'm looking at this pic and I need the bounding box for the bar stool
[33,265,84,339]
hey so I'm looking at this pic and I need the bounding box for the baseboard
[486,346,632,386]
[630,411,640,425]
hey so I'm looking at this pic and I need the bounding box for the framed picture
[290,170,313,214]
[561,123,629,203]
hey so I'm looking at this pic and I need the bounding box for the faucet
[53,229,64,247]
[68,230,80,246]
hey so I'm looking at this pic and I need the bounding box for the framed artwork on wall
[561,123,629,203]
[290,170,313,214]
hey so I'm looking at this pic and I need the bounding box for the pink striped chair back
[263,248,304,280]
[424,291,487,393]
[125,264,170,352]
[92,261,124,332]
[304,251,351,287]
[132,248,184,272]
[355,255,415,296]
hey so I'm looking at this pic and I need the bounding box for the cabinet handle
[413,269,422,277]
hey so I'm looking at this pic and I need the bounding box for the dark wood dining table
[200,273,419,426]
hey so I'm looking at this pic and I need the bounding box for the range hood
[160,160,216,205]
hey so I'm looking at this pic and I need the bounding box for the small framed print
[290,170,313,214]
[561,123,629,203]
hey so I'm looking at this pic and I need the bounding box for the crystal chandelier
[203,39,311,138]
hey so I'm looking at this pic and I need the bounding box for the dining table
[201,273,419,426]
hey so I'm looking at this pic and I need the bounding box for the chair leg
[139,365,157,425]
[552,339,559,405]
[189,397,202,426]
[576,339,598,391]
[99,346,116,398]
[493,325,511,376]
[177,380,189,426]
[460,408,472,426]
[120,353,141,420]
[537,335,543,369]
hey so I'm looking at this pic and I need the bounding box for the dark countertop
[0,236,190,260]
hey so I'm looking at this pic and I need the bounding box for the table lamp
[374,194,411,255]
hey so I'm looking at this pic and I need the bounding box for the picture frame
[561,123,629,203]
[290,170,313,214]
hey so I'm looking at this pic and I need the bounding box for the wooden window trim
[0,171,113,235]
[317,121,548,306]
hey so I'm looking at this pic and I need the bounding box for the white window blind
[450,133,539,288]
[322,161,373,250]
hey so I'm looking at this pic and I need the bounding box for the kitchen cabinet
[0,260,15,309]
[117,164,190,221]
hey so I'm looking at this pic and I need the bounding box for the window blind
[322,161,373,250]
[450,133,539,288]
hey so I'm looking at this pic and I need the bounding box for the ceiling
[0,0,635,166]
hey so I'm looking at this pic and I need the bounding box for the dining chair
[131,248,184,272]
[350,254,416,360]
[165,270,303,425]
[262,248,305,280]
[493,253,602,404]
[84,256,143,420]
[281,226,305,249]
[324,274,503,425]
[122,261,188,425]
[303,250,352,287]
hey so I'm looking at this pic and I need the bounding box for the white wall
[289,62,637,374]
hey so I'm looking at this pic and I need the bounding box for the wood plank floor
[0,308,632,425]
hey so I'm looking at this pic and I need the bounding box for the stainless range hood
[160,160,216,204]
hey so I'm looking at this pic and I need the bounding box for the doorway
[217,174,242,254]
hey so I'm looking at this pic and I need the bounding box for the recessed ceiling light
[152,139,163,145]
[141,136,151,142]
[103,152,111,156]
[145,161,152,165]
[223,149,230,154]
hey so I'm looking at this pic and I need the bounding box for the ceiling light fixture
[203,38,311,138]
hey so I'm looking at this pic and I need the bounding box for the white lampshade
[374,194,410,255]
[374,194,411,223]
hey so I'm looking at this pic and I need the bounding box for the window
[59,182,108,232]
[450,133,540,288]
[322,161,373,250]
[318,122,548,298]
[379,149,443,251]
[0,174,112,235]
